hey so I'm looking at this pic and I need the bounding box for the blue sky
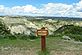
[0,0,82,17]
[0,0,80,7]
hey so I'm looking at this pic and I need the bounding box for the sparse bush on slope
[0,19,10,35]
[0,19,11,39]
[54,25,82,41]
[29,32,37,39]
[0,19,36,40]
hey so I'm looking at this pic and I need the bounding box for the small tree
[0,19,10,39]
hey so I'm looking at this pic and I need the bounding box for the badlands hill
[0,16,82,36]
[0,16,82,55]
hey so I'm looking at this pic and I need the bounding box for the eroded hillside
[0,16,82,35]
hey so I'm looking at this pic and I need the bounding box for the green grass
[0,37,82,55]
[0,38,40,48]
[0,37,67,50]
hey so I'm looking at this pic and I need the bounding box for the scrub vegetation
[0,16,82,55]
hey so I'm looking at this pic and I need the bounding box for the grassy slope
[0,37,82,55]
[55,25,82,34]
[54,25,82,42]
[0,17,82,55]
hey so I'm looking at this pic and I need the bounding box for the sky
[0,0,82,17]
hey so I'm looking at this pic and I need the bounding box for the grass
[0,38,40,48]
[0,37,82,55]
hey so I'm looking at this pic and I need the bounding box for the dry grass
[0,37,82,55]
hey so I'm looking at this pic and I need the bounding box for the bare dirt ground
[0,47,82,55]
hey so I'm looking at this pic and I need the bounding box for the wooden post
[41,27,46,51]
[41,36,46,51]
[36,27,48,52]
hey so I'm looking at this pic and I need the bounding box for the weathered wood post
[41,35,46,51]
[36,27,48,51]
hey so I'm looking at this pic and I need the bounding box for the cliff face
[0,16,82,35]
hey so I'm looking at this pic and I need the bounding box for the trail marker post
[36,27,48,51]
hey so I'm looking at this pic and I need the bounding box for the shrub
[53,25,82,42]
[65,34,82,41]
[29,33,37,39]
[0,35,5,39]
[8,34,17,40]
[11,33,29,40]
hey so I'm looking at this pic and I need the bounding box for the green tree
[0,19,10,39]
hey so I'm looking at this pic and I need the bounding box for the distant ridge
[0,16,82,21]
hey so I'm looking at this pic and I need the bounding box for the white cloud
[10,5,40,15]
[42,3,73,15]
[0,5,5,13]
[0,0,82,17]
[76,0,82,11]
[22,5,38,13]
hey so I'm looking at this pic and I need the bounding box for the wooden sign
[37,29,48,36]
[36,27,48,51]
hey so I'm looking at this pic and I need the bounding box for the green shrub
[65,34,82,41]
[29,33,37,39]
[48,34,63,37]
[0,35,5,39]
[12,33,29,40]
[53,25,82,42]
[18,34,28,40]
[9,35,17,40]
